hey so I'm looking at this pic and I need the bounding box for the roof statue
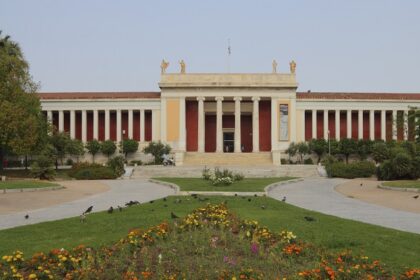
[179,60,186,74]
[272,59,278,73]
[290,60,296,74]
[160,59,169,74]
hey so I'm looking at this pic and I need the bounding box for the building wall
[166,98,180,142]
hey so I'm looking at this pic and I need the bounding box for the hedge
[70,166,117,180]
[326,161,376,179]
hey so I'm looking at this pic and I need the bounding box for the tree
[356,139,373,160]
[66,139,85,163]
[309,139,327,163]
[85,139,101,163]
[120,139,139,158]
[101,140,117,159]
[339,138,358,163]
[0,32,44,170]
[295,142,309,164]
[30,144,56,180]
[371,142,390,163]
[50,131,71,169]
[285,142,297,163]
[143,141,171,164]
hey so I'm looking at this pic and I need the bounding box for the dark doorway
[223,132,234,153]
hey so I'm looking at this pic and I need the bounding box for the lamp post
[328,130,331,155]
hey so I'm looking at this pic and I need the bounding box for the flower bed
[1,204,418,279]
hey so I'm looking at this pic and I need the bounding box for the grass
[0,180,59,189]
[0,169,72,180]
[0,196,418,273]
[153,177,296,192]
[383,180,420,189]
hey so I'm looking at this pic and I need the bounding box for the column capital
[196,96,206,101]
[252,96,261,102]
[215,96,224,101]
[233,96,242,102]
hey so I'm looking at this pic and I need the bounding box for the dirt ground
[0,181,109,214]
[335,179,420,214]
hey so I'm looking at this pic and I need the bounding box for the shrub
[203,167,244,185]
[143,141,171,164]
[107,156,125,177]
[391,153,412,178]
[66,158,74,166]
[101,140,117,159]
[308,139,327,163]
[372,142,390,163]
[120,139,139,158]
[85,139,101,163]
[321,154,337,166]
[129,160,143,166]
[280,158,288,165]
[377,160,395,181]
[303,158,314,165]
[202,166,211,180]
[30,154,56,180]
[233,172,244,181]
[326,161,376,179]
[71,166,117,180]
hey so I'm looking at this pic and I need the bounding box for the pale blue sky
[1,0,419,93]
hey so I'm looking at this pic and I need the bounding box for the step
[183,152,273,166]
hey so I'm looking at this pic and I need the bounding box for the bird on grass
[163,197,167,201]
[413,195,419,199]
[107,206,114,214]
[24,214,29,219]
[260,205,266,210]
[282,196,287,202]
[83,206,93,215]
[149,200,154,204]
[247,198,252,202]
[191,194,198,199]
[80,213,86,223]
[174,198,182,204]
[254,194,258,197]
[125,200,140,207]
[117,206,123,212]
[234,193,238,197]
[304,216,316,222]
[170,212,179,219]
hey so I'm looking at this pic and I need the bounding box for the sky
[1,0,420,93]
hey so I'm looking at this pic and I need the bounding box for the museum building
[38,61,420,165]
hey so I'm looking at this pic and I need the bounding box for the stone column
[403,110,408,140]
[140,110,145,142]
[271,98,278,151]
[128,109,133,139]
[81,110,87,142]
[152,109,160,141]
[70,110,76,139]
[381,110,386,141]
[347,110,352,139]
[358,110,363,140]
[392,110,397,140]
[58,110,64,132]
[93,110,99,140]
[323,110,329,140]
[47,111,53,123]
[197,97,205,152]
[116,109,122,142]
[312,110,317,139]
[234,97,242,153]
[179,97,186,151]
[105,110,110,140]
[369,110,375,140]
[215,96,224,153]
[335,110,340,140]
[252,97,260,152]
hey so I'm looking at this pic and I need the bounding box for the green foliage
[399,140,416,157]
[65,139,85,163]
[85,139,101,163]
[120,139,139,158]
[411,156,420,179]
[295,142,309,163]
[69,162,117,180]
[0,32,44,170]
[303,158,314,165]
[285,142,297,160]
[325,161,376,179]
[129,160,143,166]
[356,139,373,160]
[338,138,358,163]
[328,139,340,156]
[308,139,326,163]
[50,131,71,167]
[371,142,390,163]
[142,141,171,164]
[321,154,337,166]
[30,148,56,180]
[391,153,412,178]
[101,140,117,158]
[107,155,125,177]
[377,160,395,181]
[202,167,244,186]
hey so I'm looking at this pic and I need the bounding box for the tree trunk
[25,155,28,170]
[0,147,4,171]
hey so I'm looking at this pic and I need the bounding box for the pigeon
[149,200,154,204]
[191,194,198,199]
[80,213,86,223]
[254,194,258,197]
[282,196,287,202]
[247,198,252,202]
[83,206,93,214]
[107,206,114,214]
[117,206,123,212]
[24,214,29,219]
[413,195,419,199]
[125,200,140,207]
[261,205,266,210]
[163,197,167,201]
[174,198,182,204]
[234,193,238,197]
[304,216,316,222]
[170,212,179,219]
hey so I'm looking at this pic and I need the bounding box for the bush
[391,153,412,178]
[280,158,288,165]
[71,166,117,180]
[303,158,314,165]
[143,141,171,164]
[377,160,395,181]
[202,167,244,186]
[120,139,139,158]
[321,154,337,166]
[101,140,117,158]
[107,156,125,177]
[66,158,74,166]
[326,161,376,179]
[30,154,56,180]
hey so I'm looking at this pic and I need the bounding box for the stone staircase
[182,152,273,166]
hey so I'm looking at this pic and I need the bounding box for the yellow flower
[232,277,237,280]
[29,274,37,279]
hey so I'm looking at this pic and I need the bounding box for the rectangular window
[279,104,289,141]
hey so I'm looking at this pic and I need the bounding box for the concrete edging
[377,183,420,193]
[149,178,304,196]
[1,185,65,194]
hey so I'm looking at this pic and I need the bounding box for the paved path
[0,179,175,230]
[268,178,420,234]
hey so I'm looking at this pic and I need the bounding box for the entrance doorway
[223,132,234,153]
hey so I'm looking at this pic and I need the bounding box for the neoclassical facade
[39,64,420,165]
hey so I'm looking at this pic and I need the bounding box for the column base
[271,150,282,166]
[174,151,185,166]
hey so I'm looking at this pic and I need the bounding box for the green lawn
[153,177,296,192]
[383,180,420,189]
[0,180,59,189]
[0,196,418,273]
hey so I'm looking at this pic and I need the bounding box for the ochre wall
[166,99,180,142]
[205,115,216,152]
[186,101,198,151]
[259,101,271,151]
